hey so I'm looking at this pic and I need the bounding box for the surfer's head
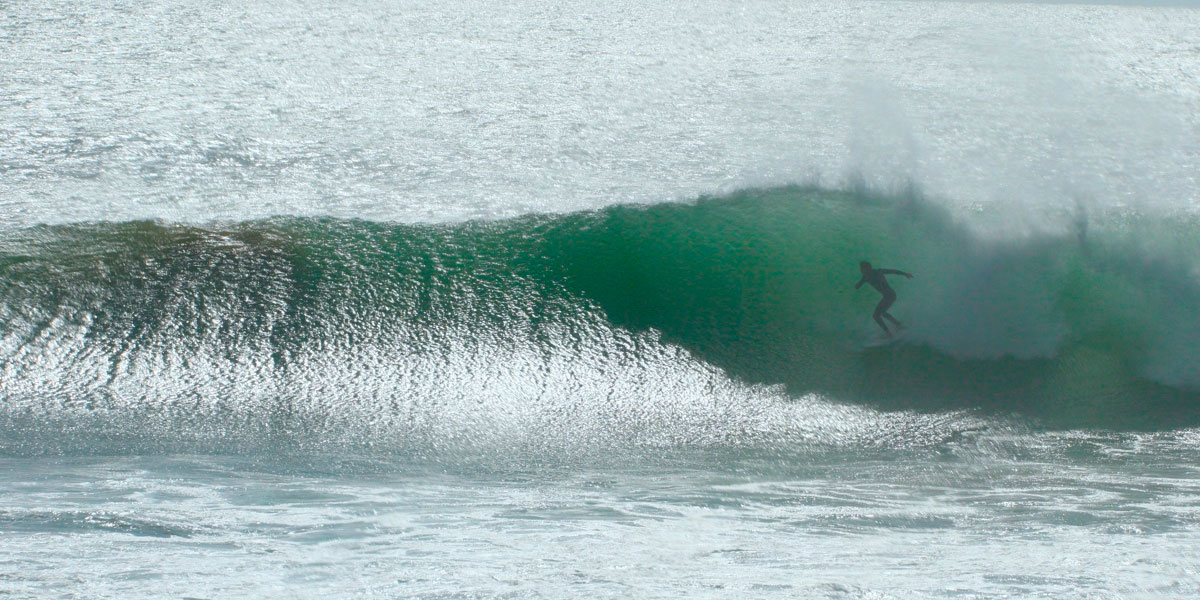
[860,261,872,274]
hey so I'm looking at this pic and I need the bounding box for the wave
[2,186,1200,455]
[554,186,1200,425]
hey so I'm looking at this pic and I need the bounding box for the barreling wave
[2,186,1200,455]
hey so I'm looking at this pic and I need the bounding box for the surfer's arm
[880,269,914,279]
[854,276,866,289]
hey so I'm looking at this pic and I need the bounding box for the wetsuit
[855,268,910,334]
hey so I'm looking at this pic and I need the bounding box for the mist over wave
[3,1,1196,229]
[3,186,1199,457]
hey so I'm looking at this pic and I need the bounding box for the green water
[3,187,1200,444]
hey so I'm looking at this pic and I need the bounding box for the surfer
[854,261,914,337]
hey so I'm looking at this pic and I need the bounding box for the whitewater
[2,0,1199,598]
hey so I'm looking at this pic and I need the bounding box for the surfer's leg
[874,294,897,335]
[882,311,903,329]
[872,310,891,335]
[873,302,892,335]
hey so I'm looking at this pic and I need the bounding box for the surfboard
[862,336,898,348]
[861,330,908,348]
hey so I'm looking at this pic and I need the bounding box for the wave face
[3,187,1200,455]
[554,187,1200,425]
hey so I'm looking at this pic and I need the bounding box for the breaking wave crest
[3,186,1200,455]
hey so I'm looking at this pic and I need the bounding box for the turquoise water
[4,188,1200,597]
[3,0,1200,597]
[3,188,1199,453]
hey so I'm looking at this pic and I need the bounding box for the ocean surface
[3,0,1200,597]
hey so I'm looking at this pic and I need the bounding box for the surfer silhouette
[854,261,914,337]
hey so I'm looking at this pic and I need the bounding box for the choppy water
[5,436,1200,598]
[3,0,1200,597]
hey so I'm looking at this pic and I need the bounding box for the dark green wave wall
[3,186,1199,432]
